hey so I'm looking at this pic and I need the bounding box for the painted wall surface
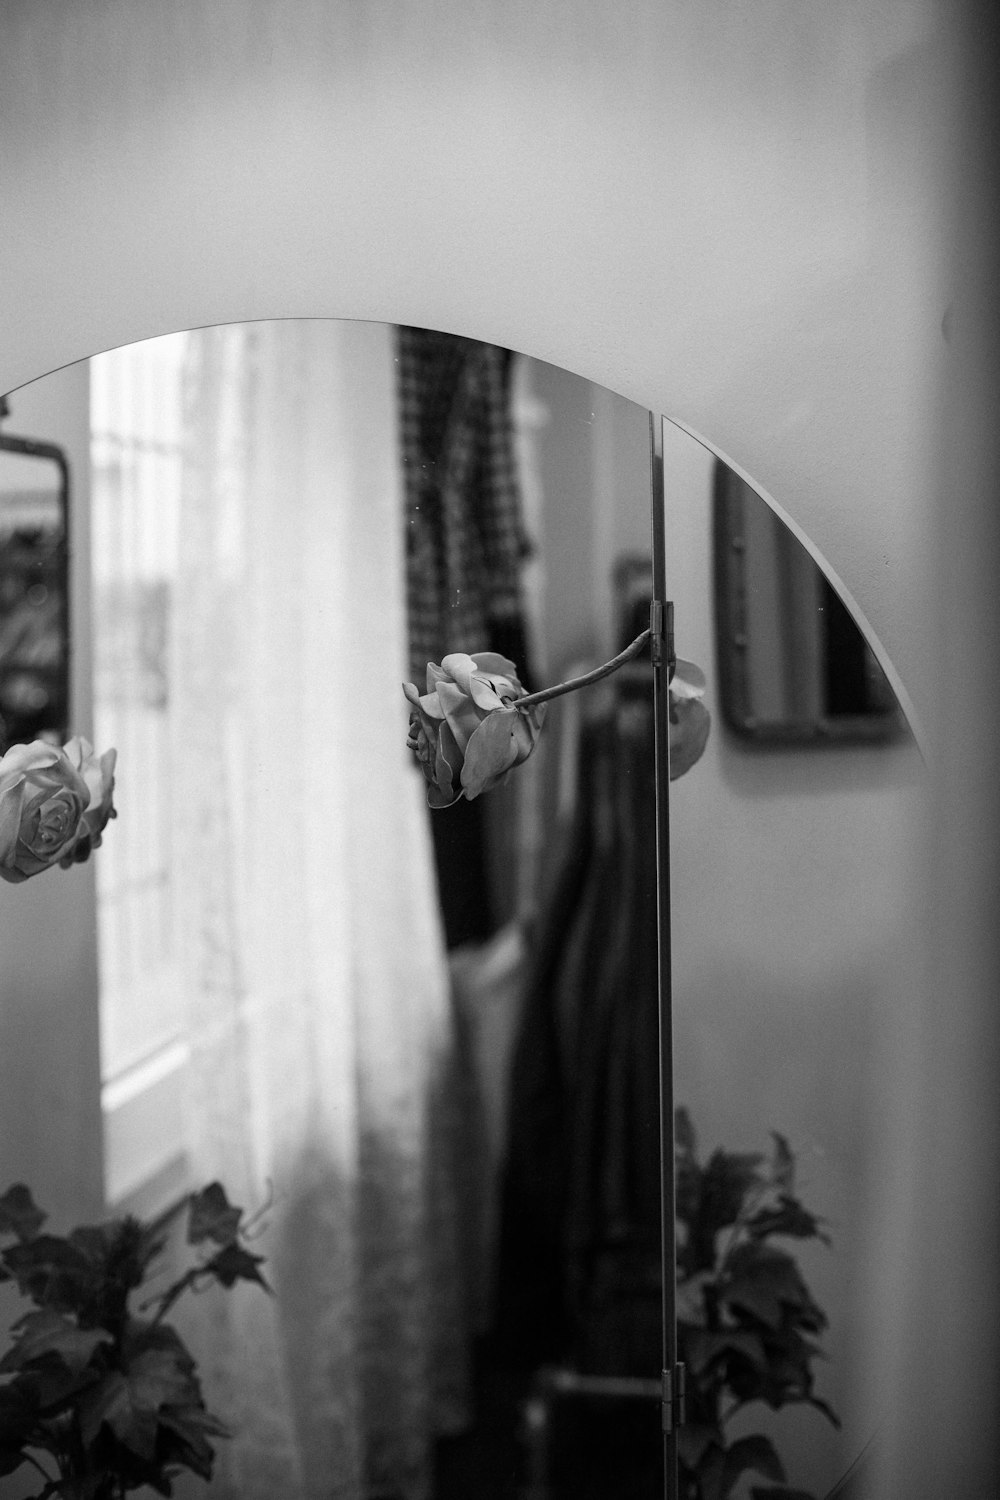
[0,3,996,1496]
[0,0,948,732]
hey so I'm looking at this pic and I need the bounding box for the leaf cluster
[0,1181,269,1499]
[674,1109,839,1500]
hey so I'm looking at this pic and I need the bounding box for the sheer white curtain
[168,320,470,1499]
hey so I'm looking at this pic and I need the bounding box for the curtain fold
[168,320,470,1499]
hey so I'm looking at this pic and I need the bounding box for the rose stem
[515,628,652,710]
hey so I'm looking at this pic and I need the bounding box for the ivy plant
[0,1181,268,1499]
[674,1108,839,1500]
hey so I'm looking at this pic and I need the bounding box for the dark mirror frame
[0,403,71,753]
[712,458,907,746]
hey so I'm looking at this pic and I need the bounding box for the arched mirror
[658,416,923,1500]
[0,326,922,1500]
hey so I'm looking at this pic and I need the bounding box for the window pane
[91,333,188,1084]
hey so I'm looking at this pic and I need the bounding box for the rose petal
[467,671,509,713]
[0,785,24,862]
[435,679,486,751]
[433,720,463,804]
[509,704,544,764]
[469,652,520,681]
[439,654,480,696]
[0,741,61,784]
[461,708,523,799]
[428,780,461,809]
[61,735,93,771]
[415,691,447,721]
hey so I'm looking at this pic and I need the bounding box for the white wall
[0,0,946,733]
[0,4,996,1496]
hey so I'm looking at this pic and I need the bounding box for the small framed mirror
[712,459,907,745]
[0,407,71,752]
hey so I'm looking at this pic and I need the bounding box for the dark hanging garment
[397,328,535,949]
[494,687,662,1375]
[397,328,532,687]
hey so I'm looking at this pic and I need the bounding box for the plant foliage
[0,1181,268,1499]
[674,1109,839,1500]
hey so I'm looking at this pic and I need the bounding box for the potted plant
[674,1108,839,1500]
[0,1181,268,1498]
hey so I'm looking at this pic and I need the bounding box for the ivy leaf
[701,1149,765,1236]
[808,1394,841,1429]
[1,1235,96,1311]
[20,1355,102,1413]
[747,1195,830,1246]
[204,1243,271,1292]
[124,1319,198,1372]
[722,1245,822,1330]
[76,1337,200,1457]
[0,1382,38,1468]
[679,1148,765,1276]
[65,1224,114,1263]
[675,1107,698,1157]
[677,1423,723,1471]
[683,1326,769,1378]
[187,1183,243,1247]
[160,1401,229,1443]
[0,1309,113,1375]
[158,1402,230,1480]
[693,1440,727,1500]
[122,1346,201,1412]
[0,1185,46,1242]
[78,1370,160,1459]
[726,1322,832,1415]
[0,1449,29,1478]
[770,1133,796,1192]
[723,1434,786,1495]
[67,1218,163,1279]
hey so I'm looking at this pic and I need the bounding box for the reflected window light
[90,333,189,1089]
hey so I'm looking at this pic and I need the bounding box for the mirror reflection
[0,326,922,1500]
[662,414,923,1500]
[0,409,70,751]
[712,461,908,744]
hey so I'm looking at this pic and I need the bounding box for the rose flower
[58,737,118,867]
[404,652,545,808]
[0,741,91,883]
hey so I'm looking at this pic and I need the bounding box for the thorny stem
[515,629,652,711]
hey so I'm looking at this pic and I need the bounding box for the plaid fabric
[397,327,531,687]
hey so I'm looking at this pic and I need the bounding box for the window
[90,334,190,1214]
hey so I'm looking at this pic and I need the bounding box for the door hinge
[649,598,675,678]
[661,1362,686,1434]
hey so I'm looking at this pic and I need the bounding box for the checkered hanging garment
[397,327,532,687]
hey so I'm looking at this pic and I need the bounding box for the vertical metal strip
[649,411,679,1500]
